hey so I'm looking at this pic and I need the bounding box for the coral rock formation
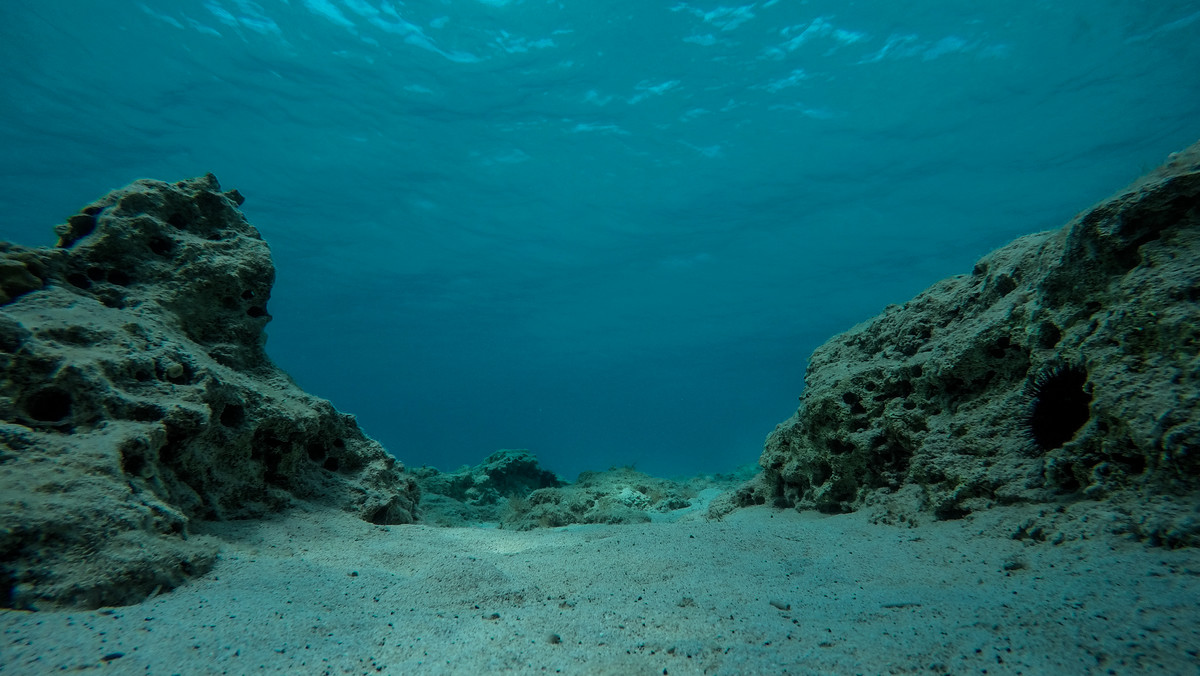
[501,467,697,531]
[414,449,566,525]
[739,142,1200,544]
[0,175,419,609]
[417,451,746,529]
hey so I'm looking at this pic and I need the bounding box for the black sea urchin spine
[1022,364,1092,453]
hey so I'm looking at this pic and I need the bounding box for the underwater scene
[1,1,1199,674]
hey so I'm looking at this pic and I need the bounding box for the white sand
[2,501,1198,675]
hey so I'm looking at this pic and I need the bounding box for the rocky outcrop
[0,175,420,609]
[731,142,1200,545]
[417,451,748,529]
[501,467,698,531]
[414,449,566,525]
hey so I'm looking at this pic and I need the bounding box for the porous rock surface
[0,175,419,609]
[723,142,1200,545]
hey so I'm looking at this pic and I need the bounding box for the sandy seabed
[2,501,1198,676]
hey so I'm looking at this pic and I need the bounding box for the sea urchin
[1024,364,1092,452]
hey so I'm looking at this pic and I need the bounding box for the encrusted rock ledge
[714,142,1200,546]
[0,175,419,609]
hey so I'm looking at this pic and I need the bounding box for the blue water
[1,1,1197,479]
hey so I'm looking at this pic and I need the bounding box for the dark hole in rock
[1037,322,1063,349]
[307,443,327,461]
[935,503,971,521]
[100,295,125,309]
[888,450,911,475]
[1112,453,1148,475]
[0,324,27,353]
[241,290,255,299]
[864,381,877,391]
[902,400,916,410]
[26,387,72,422]
[130,404,165,422]
[25,356,60,377]
[876,443,912,474]
[828,480,857,504]
[264,450,283,483]
[107,269,131,286]
[86,267,106,281]
[1050,461,1082,492]
[875,380,914,401]
[1113,211,1179,271]
[841,392,861,406]
[910,365,923,378]
[166,212,189,228]
[942,376,968,398]
[246,306,267,318]
[148,236,175,256]
[333,439,346,449]
[66,272,91,289]
[159,437,183,465]
[828,439,855,455]
[987,336,1012,358]
[811,461,832,486]
[121,448,147,477]
[323,457,340,472]
[1,572,14,610]
[1024,365,1092,452]
[368,505,393,525]
[219,403,246,427]
[994,274,1017,296]
[135,370,152,382]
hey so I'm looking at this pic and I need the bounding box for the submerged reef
[0,175,419,609]
[414,449,567,525]
[498,467,699,530]
[717,142,1200,545]
[416,450,747,529]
